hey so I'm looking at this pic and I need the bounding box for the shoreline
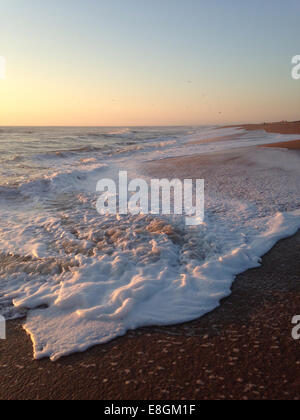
[1,121,300,400]
[1,230,300,400]
[236,121,300,150]
[226,121,300,136]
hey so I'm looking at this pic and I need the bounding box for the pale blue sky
[1,0,300,125]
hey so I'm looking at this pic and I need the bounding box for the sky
[0,0,300,126]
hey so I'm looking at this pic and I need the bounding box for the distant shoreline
[224,121,300,150]
[227,120,300,135]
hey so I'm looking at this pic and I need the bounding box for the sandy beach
[236,122,300,150]
[1,121,300,400]
[231,121,300,136]
[2,0,300,402]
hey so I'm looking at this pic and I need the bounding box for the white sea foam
[0,126,299,360]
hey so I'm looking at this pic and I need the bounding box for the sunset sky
[1,0,300,126]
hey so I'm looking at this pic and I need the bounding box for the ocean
[0,125,300,360]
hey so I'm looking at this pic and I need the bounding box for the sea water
[0,125,299,360]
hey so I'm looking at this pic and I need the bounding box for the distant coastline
[225,120,300,136]
[230,121,300,150]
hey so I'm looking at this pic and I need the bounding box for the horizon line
[0,120,294,128]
